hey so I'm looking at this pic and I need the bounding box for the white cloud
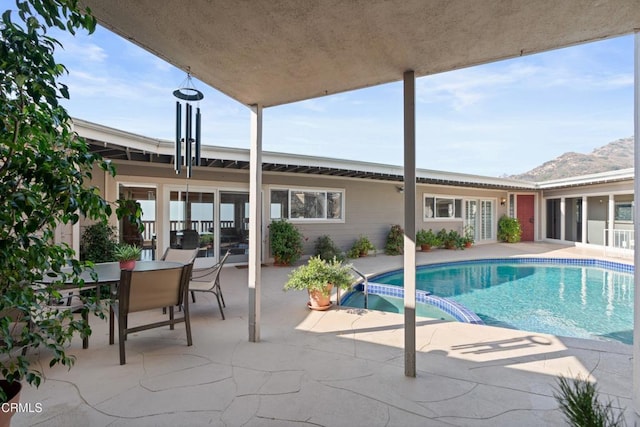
[48,22,632,177]
[54,32,107,63]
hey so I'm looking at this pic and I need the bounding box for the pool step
[345,281,483,325]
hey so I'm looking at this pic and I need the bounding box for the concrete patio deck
[13,243,637,426]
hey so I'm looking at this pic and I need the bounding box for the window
[615,202,633,222]
[270,190,288,219]
[424,196,462,220]
[270,188,344,221]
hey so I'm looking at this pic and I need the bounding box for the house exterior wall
[265,173,403,254]
[84,160,514,261]
[418,185,511,241]
[541,179,634,247]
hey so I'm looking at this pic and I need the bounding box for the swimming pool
[365,258,634,344]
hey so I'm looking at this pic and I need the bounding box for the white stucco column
[633,30,640,415]
[249,104,263,343]
[560,197,566,241]
[581,196,588,244]
[608,194,615,247]
[403,70,417,377]
[156,186,167,257]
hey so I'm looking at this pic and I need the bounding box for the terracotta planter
[0,380,21,427]
[119,260,136,270]
[420,244,431,252]
[307,284,333,310]
[273,256,290,267]
[465,242,472,248]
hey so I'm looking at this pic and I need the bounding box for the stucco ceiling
[81,0,640,107]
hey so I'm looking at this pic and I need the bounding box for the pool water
[373,260,634,344]
[342,292,457,321]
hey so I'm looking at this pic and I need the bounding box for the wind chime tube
[195,107,201,166]
[175,101,182,174]
[186,103,193,178]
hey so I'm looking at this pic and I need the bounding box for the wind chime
[173,72,204,231]
[173,72,203,178]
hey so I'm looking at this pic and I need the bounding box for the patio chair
[169,230,179,248]
[109,263,193,365]
[179,229,200,250]
[188,250,230,320]
[160,247,199,265]
[159,248,199,313]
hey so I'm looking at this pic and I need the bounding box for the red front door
[517,195,535,241]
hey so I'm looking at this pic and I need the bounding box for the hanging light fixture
[173,71,203,178]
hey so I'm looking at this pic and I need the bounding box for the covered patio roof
[80,0,640,108]
[75,118,535,190]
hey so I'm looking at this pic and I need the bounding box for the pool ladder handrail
[350,266,369,309]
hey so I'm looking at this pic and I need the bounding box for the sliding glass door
[464,199,494,242]
[220,191,250,263]
[169,190,215,258]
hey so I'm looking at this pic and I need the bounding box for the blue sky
[49,22,634,177]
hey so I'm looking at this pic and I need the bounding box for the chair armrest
[191,263,221,282]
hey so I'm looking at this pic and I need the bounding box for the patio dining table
[38,261,183,349]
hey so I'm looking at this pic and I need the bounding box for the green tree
[0,0,140,401]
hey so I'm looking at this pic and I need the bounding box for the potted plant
[439,229,462,250]
[269,219,304,265]
[200,234,214,249]
[416,228,439,251]
[284,256,354,310]
[462,225,475,248]
[0,379,21,426]
[347,235,376,258]
[114,244,142,270]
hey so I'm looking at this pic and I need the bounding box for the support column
[403,70,417,377]
[156,186,167,256]
[607,194,615,248]
[249,104,263,343]
[633,30,640,415]
[560,197,566,241]
[581,196,588,244]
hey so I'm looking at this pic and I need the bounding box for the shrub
[497,215,522,243]
[80,222,118,262]
[416,228,440,249]
[437,229,463,249]
[554,375,625,427]
[269,220,304,265]
[347,235,376,258]
[314,235,344,262]
[385,224,404,255]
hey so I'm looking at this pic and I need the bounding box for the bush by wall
[497,215,522,243]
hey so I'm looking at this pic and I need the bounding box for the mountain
[508,137,633,182]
